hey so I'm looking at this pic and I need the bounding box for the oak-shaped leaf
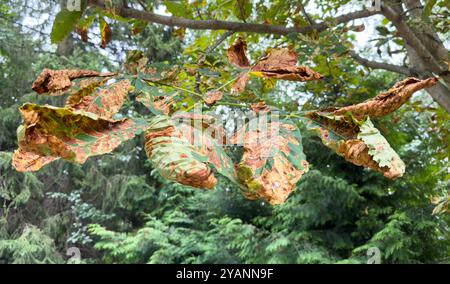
[32,68,115,95]
[301,111,405,179]
[232,117,309,205]
[12,103,148,172]
[331,77,438,119]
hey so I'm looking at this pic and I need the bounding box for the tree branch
[88,0,381,35]
[382,4,444,74]
[349,50,411,75]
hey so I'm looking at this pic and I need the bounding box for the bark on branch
[349,50,412,75]
[88,0,381,35]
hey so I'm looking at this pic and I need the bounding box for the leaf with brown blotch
[76,27,88,42]
[204,90,223,106]
[12,148,59,172]
[227,37,251,68]
[251,48,324,82]
[234,118,309,205]
[13,103,148,172]
[145,115,218,189]
[66,79,132,119]
[301,112,405,179]
[331,77,438,119]
[175,113,237,183]
[32,69,115,95]
[135,81,179,115]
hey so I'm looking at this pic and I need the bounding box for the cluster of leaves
[12,34,439,206]
[1,0,448,265]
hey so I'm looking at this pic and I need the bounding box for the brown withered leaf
[32,69,115,95]
[227,37,250,68]
[227,38,323,93]
[331,77,438,119]
[235,119,309,205]
[66,79,132,119]
[204,90,223,106]
[252,48,324,82]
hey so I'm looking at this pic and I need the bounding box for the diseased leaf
[252,48,324,82]
[227,38,323,93]
[12,148,59,172]
[173,113,237,183]
[99,17,112,49]
[233,118,309,205]
[134,78,178,115]
[144,115,218,189]
[32,69,115,95]
[231,73,250,94]
[66,79,132,119]
[301,112,405,179]
[331,77,438,119]
[13,104,148,172]
[431,194,449,215]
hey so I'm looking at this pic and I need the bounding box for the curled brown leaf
[227,37,250,68]
[252,48,324,82]
[331,77,438,119]
[32,69,115,95]
[227,38,323,94]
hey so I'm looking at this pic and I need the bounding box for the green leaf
[50,9,82,44]
[357,118,405,172]
[164,1,192,18]
[423,0,437,20]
